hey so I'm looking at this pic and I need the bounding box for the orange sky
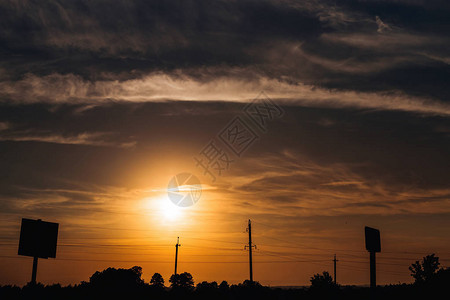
[1,146,449,286]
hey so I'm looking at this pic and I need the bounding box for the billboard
[365,226,381,253]
[18,218,59,259]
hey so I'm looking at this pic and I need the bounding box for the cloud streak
[0,131,136,148]
[1,72,450,116]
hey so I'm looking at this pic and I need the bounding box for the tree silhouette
[433,267,450,285]
[219,280,229,291]
[150,272,165,288]
[310,271,338,290]
[89,266,143,289]
[196,281,218,291]
[240,280,262,287]
[169,272,194,290]
[409,254,440,284]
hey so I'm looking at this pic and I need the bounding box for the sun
[158,196,183,221]
[141,194,188,224]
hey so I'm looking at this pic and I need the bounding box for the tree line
[1,253,448,300]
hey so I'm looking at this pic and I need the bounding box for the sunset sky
[1,0,450,287]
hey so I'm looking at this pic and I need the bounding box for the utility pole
[333,254,338,284]
[174,237,180,275]
[245,219,256,282]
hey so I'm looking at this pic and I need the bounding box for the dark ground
[0,281,447,300]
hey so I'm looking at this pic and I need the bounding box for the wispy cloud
[0,131,136,148]
[1,72,449,116]
[375,16,392,33]
[224,151,450,217]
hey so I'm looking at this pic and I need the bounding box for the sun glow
[158,196,183,221]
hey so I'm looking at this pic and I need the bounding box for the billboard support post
[31,256,38,285]
[370,251,376,289]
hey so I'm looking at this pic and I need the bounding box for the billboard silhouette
[365,226,381,253]
[18,218,59,259]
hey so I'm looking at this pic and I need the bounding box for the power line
[251,220,450,256]
[0,255,355,264]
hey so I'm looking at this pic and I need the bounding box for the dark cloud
[0,0,324,79]
[0,0,448,106]
[334,0,450,34]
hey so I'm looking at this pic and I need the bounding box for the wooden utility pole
[174,237,180,275]
[245,219,256,282]
[333,254,338,284]
[248,220,253,282]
